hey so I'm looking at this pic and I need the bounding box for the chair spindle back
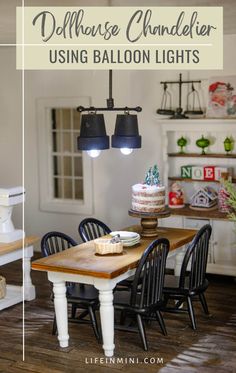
[79,218,111,242]
[41,231,77,257]
[179,224,212,291]
[130,238,169,309]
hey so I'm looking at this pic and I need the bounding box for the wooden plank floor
[0,258,235,373]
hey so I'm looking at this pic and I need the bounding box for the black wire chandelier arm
[77,105,142,113]
[160,79,201,85]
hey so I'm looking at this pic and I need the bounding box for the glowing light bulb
[87,149,101,158]
[120,148,133,155]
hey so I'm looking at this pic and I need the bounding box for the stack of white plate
[110,231,140,247]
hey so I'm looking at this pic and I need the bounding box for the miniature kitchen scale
[0,186,25,243]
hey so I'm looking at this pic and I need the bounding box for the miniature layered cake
[132,165,166,213]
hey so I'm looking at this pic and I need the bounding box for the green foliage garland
[224,180,236,223]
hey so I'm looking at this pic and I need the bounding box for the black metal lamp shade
[77,114,109,150]
[111,114,141,149]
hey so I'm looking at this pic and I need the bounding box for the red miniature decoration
[169,182,185,209]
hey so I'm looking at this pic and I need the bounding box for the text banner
[16,7,223,70]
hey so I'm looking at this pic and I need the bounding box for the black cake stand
[128,208,170,238]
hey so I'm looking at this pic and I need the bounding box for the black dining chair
[114,238,170,351]
[41,231,100,341]
[78,218,111,242]
[162,224,212,330]
[78,218,136,290]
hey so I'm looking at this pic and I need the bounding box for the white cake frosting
[132,183,166,213]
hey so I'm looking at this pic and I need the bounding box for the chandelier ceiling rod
[107,69,114,109]
[77,70,142,113]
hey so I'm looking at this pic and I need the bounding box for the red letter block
[204,166,215,180]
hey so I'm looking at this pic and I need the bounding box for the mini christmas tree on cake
[144,165,161,186]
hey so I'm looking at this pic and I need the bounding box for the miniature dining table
[32,225,196,357]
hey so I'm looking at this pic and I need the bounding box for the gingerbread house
[190,187,218,209]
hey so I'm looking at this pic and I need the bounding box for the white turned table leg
[174,249,185,276]
[23,246,35,301]
[99,289,115,357]
[53,281,69,348]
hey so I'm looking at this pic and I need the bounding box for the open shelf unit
[168,153,236,159]
[159,118,236,276]
[0,285,23,311]
[168,176,236,183]
[169,204,228,220]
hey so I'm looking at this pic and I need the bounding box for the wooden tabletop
[32,226,196,279]
[0,236,39,256]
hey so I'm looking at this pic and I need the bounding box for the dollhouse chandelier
[77,70,142,158]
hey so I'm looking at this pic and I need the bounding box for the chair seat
[117,276,135,289]
[114,287,131,305]
[114,285,163,313]
[163,275,209,296]
[67,284,99,302]
[117,274,144,290]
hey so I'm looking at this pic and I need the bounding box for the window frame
[37,97,93,215]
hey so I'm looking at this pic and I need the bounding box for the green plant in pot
[223,181,236,226]
[223,181,236,252]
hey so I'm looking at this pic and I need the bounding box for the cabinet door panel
[184,218,214,263]
[159,216,183,228]
[212,221,236,264]
[184,218,210,230]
